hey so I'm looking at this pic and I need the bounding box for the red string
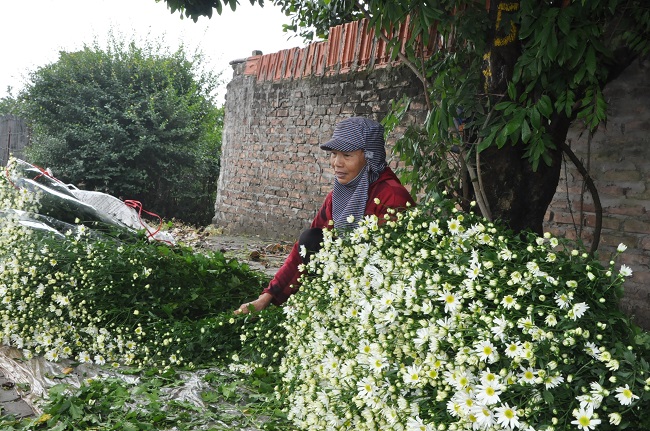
[5,163,173,245]
[123,199,166,242]
[30,164,58,182]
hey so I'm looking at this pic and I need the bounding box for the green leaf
[504,120,520,138]
[495,101,513,111]
[585,45,597,77]
[521,119,532,143]
[557,10,571,35]
[496,128,508,148]
[543,390,555,404]
[507,82,517,101]
[530,107,541,130]
[537,95,553,117]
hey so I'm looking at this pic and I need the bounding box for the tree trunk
[479,134,564,235]
[479,0,570,235]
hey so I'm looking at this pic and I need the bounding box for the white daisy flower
[619,264,633,277]
[475,339,499,363]
[495,403,520,430]
[571,406,601,431]
[614,384,639,405]
[475,381,502,405]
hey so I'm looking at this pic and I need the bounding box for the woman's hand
[235,293,273,315]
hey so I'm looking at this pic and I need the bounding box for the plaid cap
[320,117,384,155]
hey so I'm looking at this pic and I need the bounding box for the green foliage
[273,0,360,41]
[162,0,264,21]
[0,90,24,116]
[1,159,269,369]
[20,34,223,226]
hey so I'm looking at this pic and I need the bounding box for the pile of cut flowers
[270,195,650,431]
[0,157,291,430]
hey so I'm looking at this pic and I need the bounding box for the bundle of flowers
[278,197,650,431]
[1,158,267,369]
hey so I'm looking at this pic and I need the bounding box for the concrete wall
[215,19,649,329]
[0,115,28,166]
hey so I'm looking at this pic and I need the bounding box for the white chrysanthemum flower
[498,248,513,260]
[501,294,517,309]
[403,364,423,385]
[606,359,620,371]
[406,415,433,431]
[446,399,463,418]
[470,404,496,428]
[504,340,523,358]
[357,376,377,399]
[466,262,481,280]
[619,264,633,277]
[569,302,589,320]
[475,381,502,405]
[495,403,520,430]
[545,313,558,327]
[369,354,387,373]
[614,384,639,405]
[428,221,441,237]
[543,373,564,389]
[490,315,508,340]
[571,406,601,431]
[519,367,536,384]
[555,292,572,309]
[510,271,523,284]
[577,393,598,410]
[475,339,499,363]
[617,243,627,252]
[438,290,461,314]
[446,217,460,232]
[44,349,60,362]
[583,341,599,358]
[608,412,622,425]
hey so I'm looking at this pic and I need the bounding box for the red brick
[623,218,650,234]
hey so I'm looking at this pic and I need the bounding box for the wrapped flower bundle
[279,197,649,431]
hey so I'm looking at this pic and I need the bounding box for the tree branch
[559,141,602,254]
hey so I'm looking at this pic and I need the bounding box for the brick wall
[546,58,650,329]
[215,20,649,329]
[215,61,426,239]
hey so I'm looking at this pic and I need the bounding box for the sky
[0,0,303,104]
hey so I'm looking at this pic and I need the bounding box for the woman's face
[329,149,366,185]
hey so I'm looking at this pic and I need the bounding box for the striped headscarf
[320,117,388,229]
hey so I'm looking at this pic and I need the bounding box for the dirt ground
[169,225,293,278]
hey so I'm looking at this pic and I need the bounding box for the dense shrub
[19,35,222,225]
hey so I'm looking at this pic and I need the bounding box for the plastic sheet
[6,159,174,243]
[0,346,203,416]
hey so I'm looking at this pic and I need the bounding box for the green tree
[160,0,649,238]
[21,35,223,226]
[0,88,24,116]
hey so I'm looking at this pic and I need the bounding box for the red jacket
[263,167,415,305]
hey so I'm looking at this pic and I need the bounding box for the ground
[170,224,292,278]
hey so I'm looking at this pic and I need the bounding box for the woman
[236,116,415,314]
